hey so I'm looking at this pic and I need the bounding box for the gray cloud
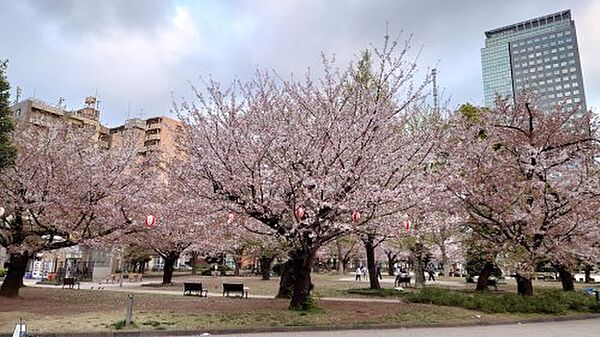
[0,0,598,127]
[21,0,175,39]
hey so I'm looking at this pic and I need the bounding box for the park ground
[1,273,598,335]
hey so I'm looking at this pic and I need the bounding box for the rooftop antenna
[56,97,65,109]
[14,86,21,104]
[432,68,439,116]
[127,102,132,119]
[94,87,101,111]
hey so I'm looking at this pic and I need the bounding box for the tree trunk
[386,251,397,276]
[475,262,494,291]
[364,235,380,290]
[585,265,592,284]
[162,252,179,284]
[0,251,30,298]
[387,258,395,276]
[440,245,450,277]
[556,264,575,291]
[412,243,426,289]
[190,251,198,276]
[289,248,316,311]
[276,260,293,298]
[516,274,533,296]
[259,256,274,281]
[341,259,349,275]
[335,240,344,274]
[233,257,241,276]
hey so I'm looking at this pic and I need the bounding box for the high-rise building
[481,10,586,112]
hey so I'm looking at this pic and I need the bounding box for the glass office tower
[481,10,587,112]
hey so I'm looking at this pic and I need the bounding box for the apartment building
[109,115,182,158]
[10,96,110,147]
[7,96,183,281]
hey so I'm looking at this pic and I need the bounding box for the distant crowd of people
[354,261,439,287]
[354,264,383,281]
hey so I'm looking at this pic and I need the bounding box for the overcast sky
[1,0,598,127]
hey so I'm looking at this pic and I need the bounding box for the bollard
[125,294,133,326]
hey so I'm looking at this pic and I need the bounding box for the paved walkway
[25,280,402,303]
[216,318,600,337]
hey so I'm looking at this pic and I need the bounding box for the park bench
[62,277,79,289]
[104,274,115,284]
[395,274,411,287]
[486,278,498,290]
[183,282,208,297]
[222,283,248,298]
[129,273,142,282]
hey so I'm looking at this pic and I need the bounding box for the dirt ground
[0,287,545,334]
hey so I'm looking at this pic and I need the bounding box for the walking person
[426,263,436,282]
[355,266,362,282]
[376,264,383,280]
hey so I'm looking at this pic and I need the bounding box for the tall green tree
[0,60,16,170]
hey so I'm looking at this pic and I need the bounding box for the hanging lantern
[226,213,235,224]
[295,206,305,221]
[404,219,412,231]
[352,209,360,224]
[0,207,4,218]
[145,214,157,229]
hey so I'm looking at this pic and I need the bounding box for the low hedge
[401,287,600,314]
[0,268,6,277]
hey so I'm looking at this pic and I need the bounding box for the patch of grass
[141,320,161,327]
[346,288,404,297]
[108,320,136,330]
[401,287,600,314]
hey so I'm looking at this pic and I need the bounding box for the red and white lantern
[226,213,235,224]
[0,207,4,218]
[295,207,305,221]
[352,209,360,224]
[145,214,157,229]
[403,219,412,231]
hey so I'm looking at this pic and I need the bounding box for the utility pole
[432,68,439,116]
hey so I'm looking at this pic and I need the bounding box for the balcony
[145,133,161,141]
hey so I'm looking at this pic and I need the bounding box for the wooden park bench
[128,273,142,282]
[183,282,208,297]
[104,274,116,284]
[395,274,411,287]
[62,277,80,289]
[222,283,248,298]
[486,278,498,290]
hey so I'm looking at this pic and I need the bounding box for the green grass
[346,288,404,297]
[108,320,136,330]
[400,287,600,314]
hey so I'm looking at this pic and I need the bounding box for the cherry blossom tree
[447,97,600,295]
[177,34,438,310]
[324,234,360,274]
[0,123,146,297]
[132,156,225,284]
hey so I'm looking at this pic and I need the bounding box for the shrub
[401,287,599,314]
[0,268,6,277]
